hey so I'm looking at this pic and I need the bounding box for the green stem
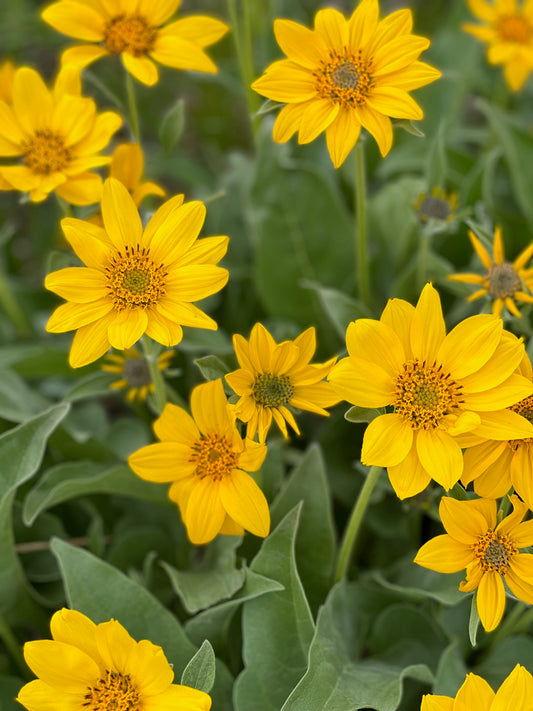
[0,615,31,680]
[0,270,31,337]
[354,140,369,305]
[141,337,167,414]
[226,0,259,138]
[334,465,382,582]
[417,226,431,292]
[125,70,141,143]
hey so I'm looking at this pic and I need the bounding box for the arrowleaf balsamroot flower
[102,346,174,403]
[327,283,533,499]
[128,378,270,545]
[225,323,340,442]
[461,352,533,506]
[0,66,121,204]
[45,177,229,368]
[16,607,212,711]
[463,0,533,92]
[109,142,166,207]
[251,0,441,167]
[421,664,533,711]
[41,0,229,86]
[414,494,533,632]
[448,227,533,318]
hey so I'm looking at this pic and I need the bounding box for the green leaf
[473,634,533,687]
[159,97,185,154]
[194,355,231,381]
[181,640,216,694]
[270,444,336,612]
[426,120,448,189]
[185,568,284,650]
[161,536,245,614]
[433,640,468,696]
[281,582,433,711]
[23,462,168,526]
[0,404,69,622]
[344,405,383,424]
[63,371,116,402]
[0,369,51,422]
[469,591,480,647]
[233,505,315,711]
[371,564,465,606]
[302,281,372,342]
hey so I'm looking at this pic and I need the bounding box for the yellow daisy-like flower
[128,378,270,545]
[414,186,459,225]
[327,283,533,499]
[251,0,441,167]
[110,142,165,206]
[225,323,340,443]
[460,352,533,505]
[414,494,533,632]
[102,346,174,403]
[0,65,121,204]
[16,607,211,711]
[448,227,533,318]
[41,0,229,87]
[45,177,229,368]
[463,0,533,92]
[421,665,533,711]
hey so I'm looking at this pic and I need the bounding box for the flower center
[394,359,463,430]
[473,530,517,574]
[508,394,533,450]
[496,14,532,44]
[22,130,71,175]
[123,355,151,388]
[104,14,157,56]
[252,373,293,408]
[487,262,521,298]
[106,245,167,311]
[190,434,239,480]
[418,196,452,222]
[84,669,141,711]
[314,51,373,108]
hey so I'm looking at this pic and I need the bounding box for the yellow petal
[144,308,183,347]
[46,299,113,333]
[190,378,233,437]
[511,444,533,510]
[101,177,143,251]
[414,534,472,573]
[367,86,423,120]
[149,200,206,266]
[410,283,446,363]
[122,53,159,86]
[439,496,496,543]
[387,443,431,499]
[437,314,502,380]
[251,60,317,102]
[297,98,339,144]
[45,267,107,303]
[151,35,217,73]
[380,297,415,357]
[41,1,105,41]
[50,609,99,663]
[137,0,181,26]
[325,108,361,168]
[110,143,143,190]
[462,373,533,411]
[23,639,99,691]
[219,469,270,538]
[272,101,308,143]
[60,44,110,71]
[160,15,228,47]
[372,35,430,75]
[356,104,393,156]
[420,694,453,711]
[69,314,114,367]
[185,478,226,544]
[477,571,506,631]
[165,264,229,301]
[348,0,379,50]
[461,440,507,486]
[346,318,405,377]
[61,218,112,268]
[274,18,327,68]
[13,67,53,134]
[74,111,122,156]
[474,409,533,440]
[415,428,463,490]
[361,413,413,467]
[328,356,394,407]
[154,402,199,444]
[460,330,525,393]
[107,308,148,350]
[314,8,348,53]
[128,442,194,482]
[55,172,104,206]
[455,674,495,710]
[492,665,533,711]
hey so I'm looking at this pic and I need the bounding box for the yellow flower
[414,494,533,632]
[0,59,15,103]
[102,346,174,403]
[460,352,533,505]
[327,283,533,499]
[463,0,533,91]
[448,227,533,318]
[414,186,459,225]
[41,0,229,86]
[45,177,229,368]
[0,65,121,204]
[225,323,340,443]
[110,143,166,206]
[251,0,441,167]
[128,378,270,545]
[421,665,533,711]
[16,607,211,711]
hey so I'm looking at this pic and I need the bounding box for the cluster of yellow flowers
[7,0,533,708]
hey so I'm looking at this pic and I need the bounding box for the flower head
[414,494,533,631]
[251,0,441,167]
[16,607,211,711]
[463,0,533,91]
[225,323,340,442]
[461,352,533,505]
[128,378,270,545]
[414,186,459,226]
[421,665,533,711]
[102,346,174,403]
[448,227,533,318]
[0,66,121,204]
[41,0,229,86]
[45,177,229,368]
[327,283,533,499]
